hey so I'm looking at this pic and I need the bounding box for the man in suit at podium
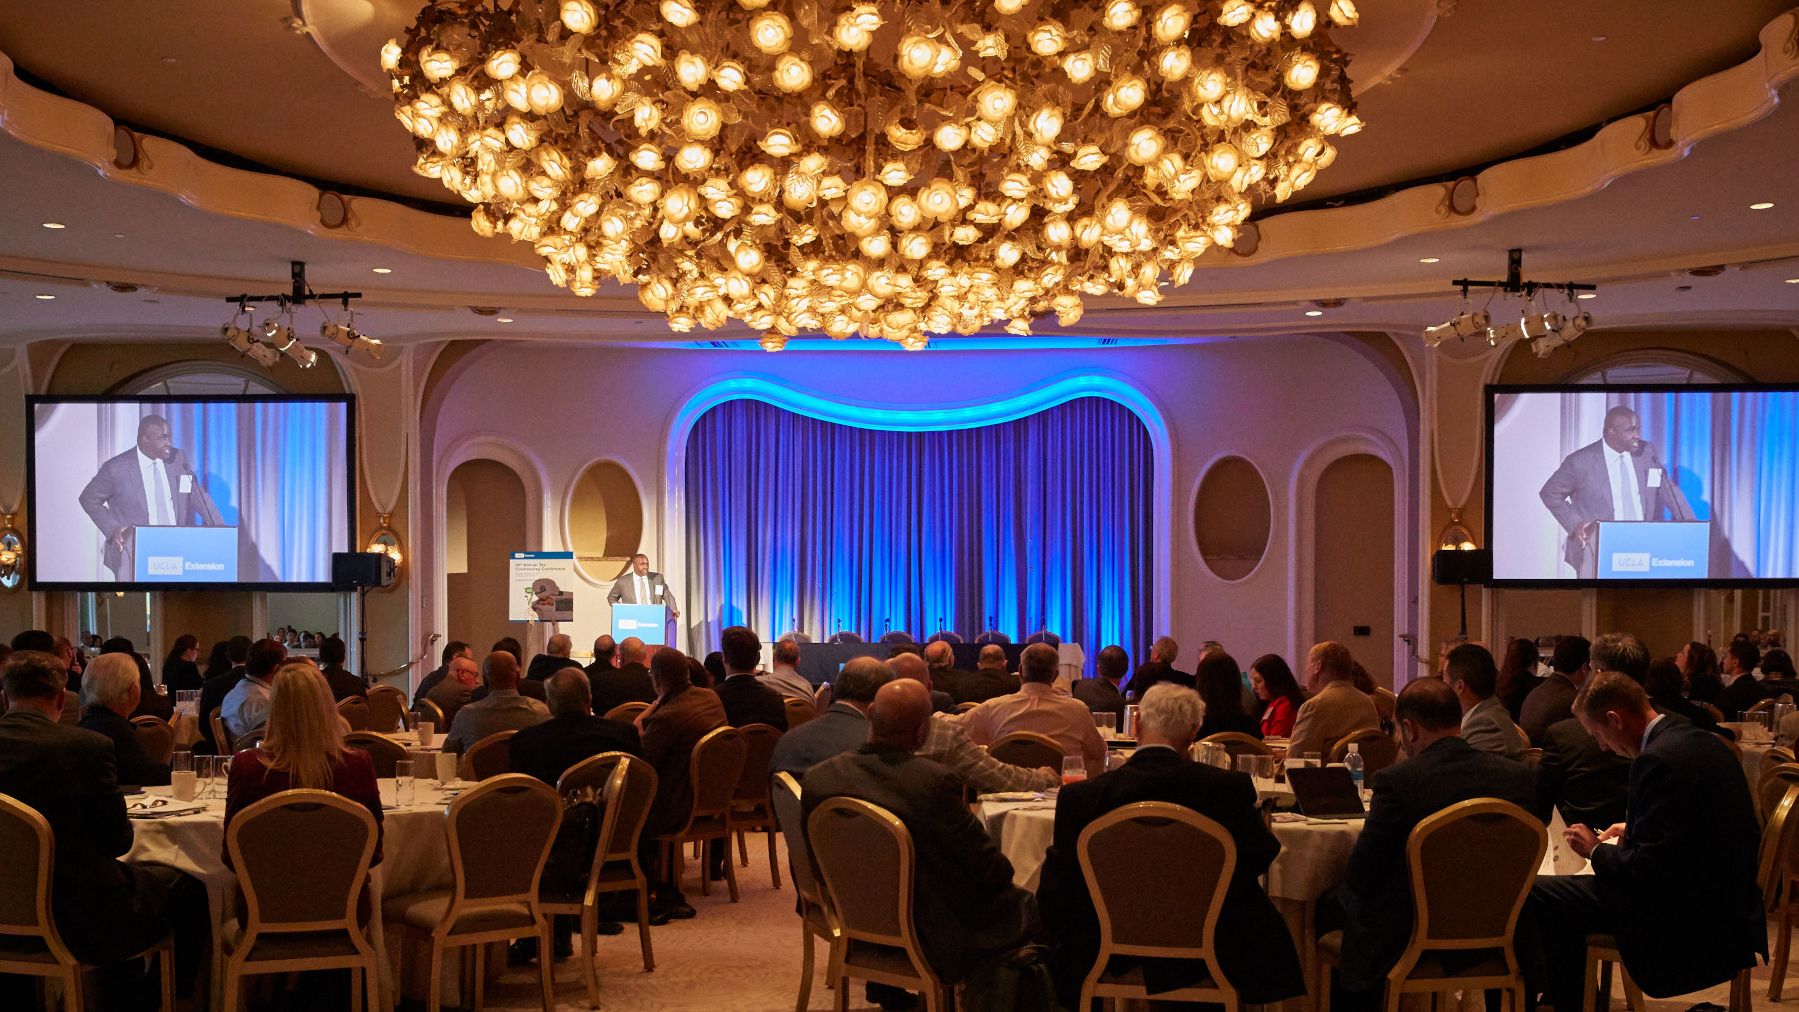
[1538,405,1694,578]
[606,553,680,620]
[77,414,222,581]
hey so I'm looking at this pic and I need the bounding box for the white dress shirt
[1606,445,1642,521]
[136,448,177,526]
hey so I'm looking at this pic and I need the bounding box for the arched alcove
[566,460,644,584]
[1312,453,1397,687]
[1194,456,1271,581]
[446,458,527,652]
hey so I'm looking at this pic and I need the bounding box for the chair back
[558,752,657,865]
[343,731,409,778]
[975,630,1011,645]
[366,685,410,732]
[1758,762,1799,824]
[687,726,749,823]
[989,730,1063,771]
[554,758,630,905]
[1202,731,1272,761]
[1077,802,1235,960]
[779,631,814,645]
[733,724,783,805]
[602,701,650,723]
[233,729,266,752]
[808,797,920,958]
[413,697,446,730]
[464,729,518,780]
[1329,728,1400,774]
[1522,747,1544,768]
[1760,784,1799,910]
[1372,686,1398,731]
[772,772,826,911]
[336,696,370,731]
[1405,799,1544,953]
[784,696,819,728]
[926,631,964,644]
[446,774,562,908]
[1024,630,1062,646]
[1750,698,1778,716]
[1767,746,1798,768]
[0,793,74,962]
[879,631,913,645]
[227,789,377,934]
[132,714,176,764]
[1697,700,1727,723]
[209,706,229,754]
[812,682,833,711]
[827,632,863,644]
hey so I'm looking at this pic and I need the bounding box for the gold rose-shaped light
[385,0,1361,348]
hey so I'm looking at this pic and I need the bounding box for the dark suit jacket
[1534,717,1630,830]
[1340,736,1537,991]
[77,446,217,577]
[1717,673,1767,719]
[1071,677,1127,722]
[770,702,869,778]
[1036,748,1303,1005]
[1198,709,1262,740]
[802,744,1039,984]
[526,653,579,683]
[1651,693,1732,739]
[1126,662,1193,700]
[0,710,172,964]
[1537,438,1690,569]
[413,664,448,705]
[79,705,171,787]
[321,665,368,702]
[161,658,203,693]
[641,685,728,837]
[592,662,657,716]
[954,667,1022,705]
[510,713,644,787]
[1518,673,1578,745]
[1594,718,1765,996]
[197,667,245,753]
[714,674,789,730]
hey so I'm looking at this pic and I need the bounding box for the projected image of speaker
[332,551,396,590]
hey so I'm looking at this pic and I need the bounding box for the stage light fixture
[1484,321,1525,347]
[1530,311,1592,358]
[219,260,362,371]
[1426,249,1597,354]
[320,312,384,358]
[1423,310,1489,347]
[1519,311,1564,341]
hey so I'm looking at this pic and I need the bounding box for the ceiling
[0,1,1795,351]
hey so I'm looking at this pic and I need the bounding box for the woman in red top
[222,661,384,870]
[1251,654,1306,739]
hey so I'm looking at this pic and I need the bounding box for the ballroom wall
[420,335,1418,682]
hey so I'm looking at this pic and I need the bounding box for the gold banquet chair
[1076,801,1240,1009]
[336,696,371,732]
[783,696,819,728]
[602,701,650,723]
[729,723,785,888]
[460,728,517,781]
[988,731,1064,771]
[1763,783,1799,1001]
[412,698,446,732]
[131,714,176,765]
[366,684,412,732]
[0,793,176,1012]
[1202,731,1274,764]
[808,797,954,1011]
[540,758,630,1009]
[656,726,748,901]
[342,731,409,779]
[1329,728,1400,776]
[221,790,381,1012]
[1319,798,1546,1012]
[773,771,840,1012]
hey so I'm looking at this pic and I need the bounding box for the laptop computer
[1285,766,1369,820]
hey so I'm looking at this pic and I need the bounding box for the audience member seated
[713,625,789,729]
[639,648,728,922]
[802,679,1042,1009]
[443,650,550,754]
[1037,683,1303,1008]
[413,640,471,705]
[1677,640,1725,705]
[470,655,547,704]
[525,632,578,683]
[427,652,480,726]
[1288,641,1380,761]
[1072,644,1129,724]
[100,638,171,722]
[1762,647,1799,699]
[1644,657,1731,738]
[510,669,643,785]
[317,635,367,702]
[161,634,203,694]
[0,650,209,1007]
[761,636,815,701]
[220,638,287,742]
[1318,679,1535,1007]
[1251,653,1306,739]
[887,653,1059,794]
[1528,671,1765,1010]
[1535,659,1630,836]
[1497,637,1541,719]
[592,636,657,716]
[57,636,89,696]
[583,634,618,685]
[1718,638,1767,717]
[951,643,1107,770]
[492,636,524,664]
[921,640,970,705]
[770,657,893,778]
[1195,649,1261,739]
[1127,635,1192,699]
[197,636,253,751]
[1448,643,1526,760]
[1520,635,1587,745]
[955,644,1022,704]
[78,652,171,787]
[889,651,955,714]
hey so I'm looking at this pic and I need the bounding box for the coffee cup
[170,770,197,802]
[435,752,458,783]
[416,721,435,748]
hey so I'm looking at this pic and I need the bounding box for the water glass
[1061,756,1087,785]
[1092,711,1116,738]
[396,760,416,807]
[171,750,193,775]
[1303,751,1322,768]
[1253,755,1278,782]
[1122,704,1140,738]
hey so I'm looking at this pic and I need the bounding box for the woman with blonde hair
[221,662,383,869]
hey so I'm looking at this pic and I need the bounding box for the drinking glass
[171,750,193,775]
[1237,755,1257,775]
[196,756,217,800]
[1252,755,1278,782]
[396,760,416,807]
[1061,756,1086,785]
[1303,751,1322,768]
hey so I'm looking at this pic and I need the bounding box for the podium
[133,525,238,583]
[1595,521,1710,579]
[612,603,672,646]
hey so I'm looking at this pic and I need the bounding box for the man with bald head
[888,650,954,714]
[887,651,1057,794]
[591,635,656,717]
[443,650,551,755]
[525,632,577,684]
[802,680,1041,1006]
[955,643,1021,704]
[922,640,971,703]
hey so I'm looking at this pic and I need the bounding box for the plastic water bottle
[1345,743,1365,793]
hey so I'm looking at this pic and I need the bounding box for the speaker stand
[1458,582,1470,640]
[356,585,370,680]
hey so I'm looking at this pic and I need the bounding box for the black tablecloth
[794,641,1027,686]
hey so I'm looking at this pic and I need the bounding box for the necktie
[1614,454,1638,521]
[153,460,173,525]
[638,575,649,603]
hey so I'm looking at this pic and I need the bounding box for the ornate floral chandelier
[385,0,1361,349]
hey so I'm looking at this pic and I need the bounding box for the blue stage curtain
[683,396,1153,670]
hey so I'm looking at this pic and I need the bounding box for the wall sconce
[0,515,24,590]
[1437,508,1477,552]
[366,513,404,578]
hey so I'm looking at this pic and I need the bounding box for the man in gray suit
[1448,643,1525,760]
[77,414,224,581]
[770,656,893,777]
[605,553,680,620]
[1538,405,1694,578]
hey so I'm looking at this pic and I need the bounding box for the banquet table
[1740,740,1775,794]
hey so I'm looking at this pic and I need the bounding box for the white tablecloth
[1740,741,1774,794]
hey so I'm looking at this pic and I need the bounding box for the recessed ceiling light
[34,294,56,300]
[1418,257,1439,264]
[1577,292,1597,300]
[1304,310,1324,317]
[371,267,392,274]
[496,316,514,323]
[1688,215,1702,222]
[1590,34,1607,42]
[112,232,126,238]
[160,56,178,64]
[1785,278,1799,285]
[40,222,66,230]
[1750,202,1775,210]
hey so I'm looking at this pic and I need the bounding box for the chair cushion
[0,935,57,964]
[1097,958,1219,991]
[382,890,539,936]
[227,924,370,962]
[843,939,923,979]
[1408,948,1512,981]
